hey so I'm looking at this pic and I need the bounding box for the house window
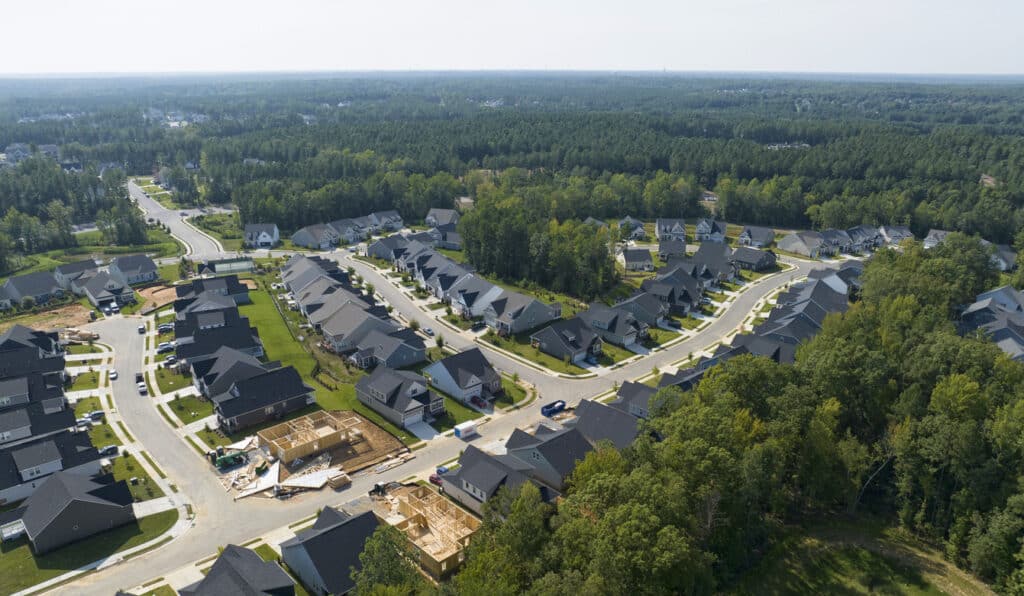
[264,406,275,415]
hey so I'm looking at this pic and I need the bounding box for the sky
[1,0,1021,75]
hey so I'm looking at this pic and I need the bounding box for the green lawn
[111,452,165,501]
[74,397,122,447]
[255,544,279,562]
[239,283,419,445]
[727,531,947,596]
[443,314,475,330]
[739,266,781,281]
[672,314,703,330]
[0,510,179,596]
[66,343,102,355]
[436,248,467,263]
[154,367,192,394]
[494,377,529,408]
[167,394,214,425]
[481,331,586,375]
[141,585,176,596]
[597,341,635,366]
[69,370,101,392]
[197,427,231,450]
[430,394,483,433]
[643,328,674,348]
[158,262,184,283]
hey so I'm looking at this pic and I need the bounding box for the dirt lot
[138,284,179,311]
[242,279,258,290]
[0,304,94,334]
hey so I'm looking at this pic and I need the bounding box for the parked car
[429,474,443,486]
[102,307,111,316]
[667,319,682,329]
[137,382,147,395]
[470,395,486,408]
[109,370,118,380]
[436,465,449,475]
[700,297,712,305]
[138,324,146,334]
[110,304,120,314]
[424,327,434,336]
[135,372,144,383]
[470,322,486,332]
[88,411,105,421]
[164,355,177,366]
[541,400,567,417]
[98,445,120,457]
[158,324,173,334]
[76,417,92,427]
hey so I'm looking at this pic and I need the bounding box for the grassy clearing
[255,544,279,562]
[74,397,121,447]
[141,585,176,596]
[192,213,243,251]
[739,265,781,281]
[430,393,483,434]
[495,377,528,408]
[167,393,214,425]
[597,341,635,366]
[154,367,191,394]
[0,510,179,596]
[66,343,102,355]
[725,519,989,596]
[197,426,232,450]
[481,331,586,375]
[436,248,467,263]
[69,370,101,391]
[643,327,674,348]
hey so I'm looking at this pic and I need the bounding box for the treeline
[357,237,1024,594]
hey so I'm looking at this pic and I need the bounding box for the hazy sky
[1,0,1020,74]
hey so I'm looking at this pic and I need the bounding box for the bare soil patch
[0,304,93,334]
[138,284,179,311]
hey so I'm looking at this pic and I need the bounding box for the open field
[166,393,213,425]
[192,213,243,251]
[0,303,94,334]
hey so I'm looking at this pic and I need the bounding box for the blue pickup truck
[540,400,566,417]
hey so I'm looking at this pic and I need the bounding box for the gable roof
[111,254,157,277]
[426,347,499,390]
[244,223,278,235]
[0,432,101,492]
[534,427,595,480]
[578,303,644,338]
[180,544,294,596]
[573,399,640,449]
[355,367,433,414]
[697,218,727,235]
[730,246,774,266]
[21,472,133,541]
[426,208,460,226]
[530,317,600,359]
[53,259,97,277]
[740,225,775,245]
[611,381,658,413]
[280,508,380,595]
[213,367,311,419]
[621,248,653,265]
[4,271,60,297]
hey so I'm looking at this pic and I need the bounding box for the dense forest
[346,238,1024,595]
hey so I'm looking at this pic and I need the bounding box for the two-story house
[355,367,443,429]
[483,291,560,336]
[655,218,687,242]
[577,303,648,347]
[109,255,159,285]
[423,348,501,404]
[243,223,280,249]
[213,366,315,433]
[694,218,728,243]
[291,224,339,250]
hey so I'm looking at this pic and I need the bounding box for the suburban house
[174,291,235,322]
[737,225,775,248]
[366,235,412,261]
[924,229,952,249]
[0,380,74,448]
[180,544,295,596]
[583,217,608,229]
[108,255,158,285]
[655,218,687,242]
[243,223,280,248]
[846,225,882,252]
[327,219,368,244]
[658,239,687,261]
[191,346,275,398]
[821,229,854,253]
[0,286,10,310]
[618,216,646,240]
[423,348,501,404]
[960,286,1024,362]
[281,255,348,294]
[291,224,339,250]
[483,291,560,336]
[692,241,738,284]
[349,328,426,370]
[355,367,444,429]
[428,223,463,250]
[175,315,264,363]
[730,246,777,272]
[991,244,1017,272]
[320,305,399,353]
[694,219,728,242]
[20,472,135,554]
[441,445,560,515]
[619,248,654,272]
[307,292,378,330]
[777,231,830,259]
[369,210,404,232]
[530,317,602,364]
[53,260,98,290]
[571,399,641,450]
[504,426,594,490]
[879,225,915,246]
[78,271,135,309]
[0,432,103,505]
[426,208,460,228]
[447,275,503,319]
[0,326,65,380]
[212,366,315,433]
[610,380,660,419]
[175,275,251,305]
[640,266,702,315]
[578,303,648,347]
[614,292,670,327]
[2,272,63,306]
[280,507,381,596]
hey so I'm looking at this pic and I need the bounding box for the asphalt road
[63,204,830,594]
[127,181,225,260]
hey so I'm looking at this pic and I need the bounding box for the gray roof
[54,259,97,277]
[731,246,774,266]
[530,317,601,359]
[449,444,551,502]
[621,248,653,265]
[4,271,60,297]
[280,508,380,595]
[355,367,433,414]
[535,427,595,480]
[426,208,460,226]
[427,348,499,390]
[740,225,775,245]
[611,381,658,413]
[111,254,157,277]
[180,544,294,596]
[11,440,61,470]
[697,219,728,235]
[578,303,645,338]
[213,367,311,420]
[82,271,130,303]
[355,328,425,364]
[22,472,133,541]
[574,399,640,449]
[448,274,497,307]
[244,223,277,235]
[321,303,396,338]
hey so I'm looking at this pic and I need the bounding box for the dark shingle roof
[574,399,640,450]
[4,271,60,297]
[213,367,310,419]
[280,508,380,595]
[179,544,294,596]
[428,347,499,390]
[21,472,133,541]
[112,254,157,277]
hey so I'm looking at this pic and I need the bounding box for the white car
[137,382,147,395]
[109,370,118,380]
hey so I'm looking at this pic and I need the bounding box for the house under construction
[257,410,363,464]
[374,484,480,578]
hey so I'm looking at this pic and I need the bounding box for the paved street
[57,200,833,595]
[127,180,225,260]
